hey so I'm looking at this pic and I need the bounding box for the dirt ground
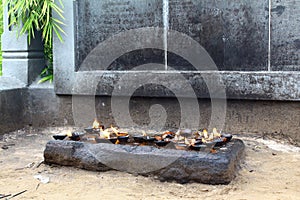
[0,127,300,200]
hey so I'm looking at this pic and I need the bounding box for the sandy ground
[0,127,300,200]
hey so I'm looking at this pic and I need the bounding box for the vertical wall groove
[163,0,169,71]
[268,0,272,71]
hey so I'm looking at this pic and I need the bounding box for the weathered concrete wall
[96,97,300,144]
[1,84,299,145]
[0,80,74,133]
[26,84,74,127]
[0,78,27,132]
[69,71,300,100]
[271,0,300,71]
[168,0,269,71]
[0,89,26,132]
[73,0,300,71]
[74,0,300,71]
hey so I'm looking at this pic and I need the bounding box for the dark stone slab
[44,139,245,184]
[168,0,269,71]
[75,0,163,71]
[271,0,300,71]
[74,0,268,71]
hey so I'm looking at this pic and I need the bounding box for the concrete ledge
[0,77,26,90]
[55,71,300,101]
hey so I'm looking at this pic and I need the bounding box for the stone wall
[1,85,299,145]
[0,0,299,145]
[53,0,300,99]
[74,0,299,71]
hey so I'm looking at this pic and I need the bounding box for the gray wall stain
[294,39,300,50]
[271,5,286,17]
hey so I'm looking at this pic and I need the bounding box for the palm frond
[4,0,65,83]
[5,0,65,47]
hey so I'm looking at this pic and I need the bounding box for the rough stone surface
[74,0,269,71]
[0,78,27,133]
[44,139,245,184]
[0,81,74,133]
[271,0,300,71]
[168,0,268,71]
[26,86,74,127]
[58,71,300,100]
[75,0,163,70]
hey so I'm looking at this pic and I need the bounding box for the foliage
[39,65,53,83]
[5,0,65,47]
[39,42,53,83]
[4,0,65,82]
[0,0,3,76]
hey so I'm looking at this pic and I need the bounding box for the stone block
[44,139,245,184]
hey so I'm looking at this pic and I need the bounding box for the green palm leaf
[4,0,65,83]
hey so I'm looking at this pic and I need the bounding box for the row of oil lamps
[53,120,232,151]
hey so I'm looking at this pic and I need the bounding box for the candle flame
[203,129,208,139]
[142,130,147,137]
[66,131,72,137]
[110,125,119,135]
[92,118,100,129]
[213,128,221,137]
